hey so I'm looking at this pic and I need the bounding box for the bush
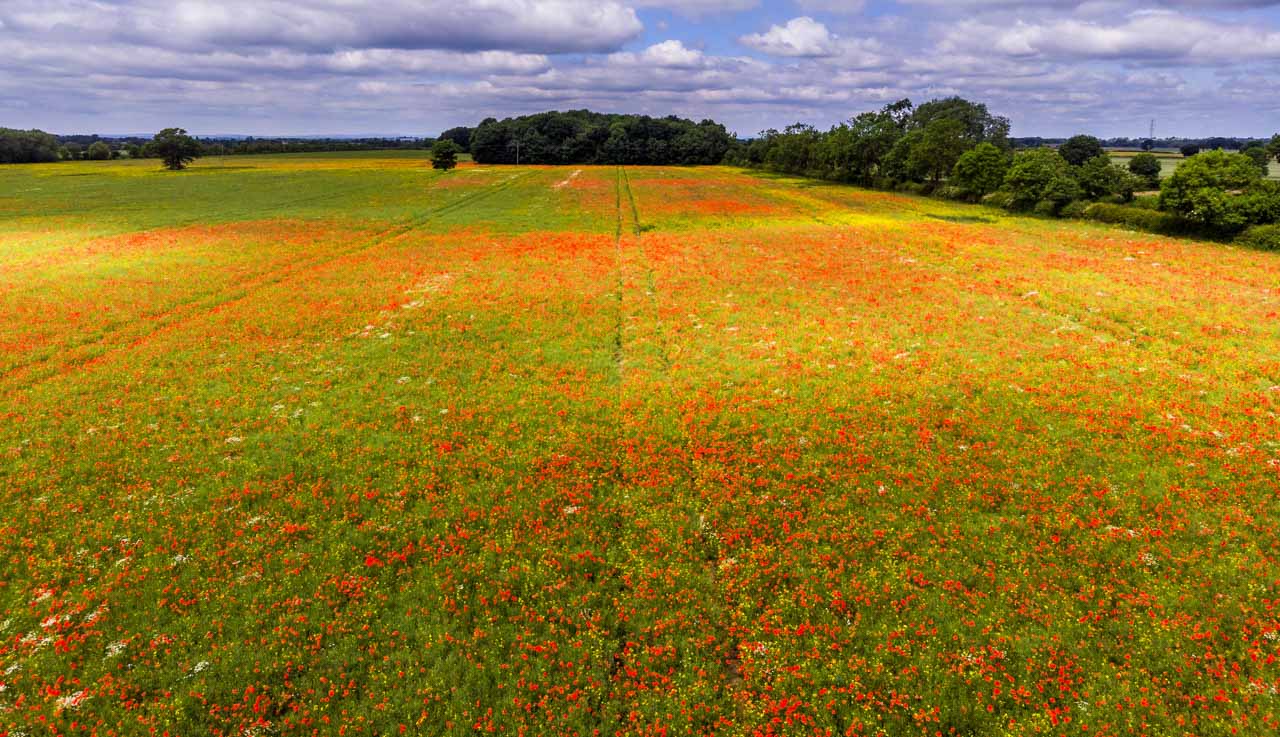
[982,191,1015,210]
[934,185,970,201]
[1004,148,1080,209]
[1084,203,1189,235]
[1235,224,1280,250]
[1060,201,1089,219]
[1074,154,1136,201]
[1131,194,1160,210]
[87,142,111,161]
[896,181,928,195]
[1159,149,1266,233]
[1127,152,1163,189]
[1033,200,1060,217]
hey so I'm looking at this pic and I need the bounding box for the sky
[2,1,1280,138]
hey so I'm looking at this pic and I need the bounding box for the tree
[951,143,1009,197]
[907,118,968,183]
[1141,139,1155,152]
[1180,144,1201,158]
[1269,134,1280,164]
[1242,145,1271,177]
[1128,153,1163,189]
[439,127,473,152]
[87,142,112,161]
[0,128,60,164]
[1058,135,1105,167]
[151,128,201,171]
[1074,154,1136,201]
[1159,149,1265,232]
[430,139,460,170]
[911,97,1010,148]
[1003,148,1080,211]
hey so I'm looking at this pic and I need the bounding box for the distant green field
[1111,152,1280,183]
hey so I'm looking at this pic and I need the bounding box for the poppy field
[2,152,1279,736]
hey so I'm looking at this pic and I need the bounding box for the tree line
[465,111,734,166]
[0,128,434,164]
[730,97,1280,248]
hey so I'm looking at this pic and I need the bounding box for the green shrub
[1084,203,1189,235]
[1060,201,1089,219]
[1033,200,1060,217]
[934,185,970,201]
[982,191,1015,210]
[1131,194,1160,211]
[896,181,928,195]
[1127,152,1163,189]
[1004,148,1080,210]
[1159,149,1264,233]
[1235,224,1280,250]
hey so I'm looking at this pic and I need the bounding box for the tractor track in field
[0,174,427,280]
[0,170,538,392]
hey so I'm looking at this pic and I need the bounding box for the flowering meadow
[1,152,1279,736]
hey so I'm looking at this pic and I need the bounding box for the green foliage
[908,118,969,183]
[1059,135,1105,167]
[1127,153,1163,188]
[1074,155,1137,201]
[910,97,1010,148]
[87,141,112,161]
[1235,223,1280,250]
[0,127,60,164]
[150,128,202,171]
[1059,200,1089,219]
[1242,145,1271,176]
[430,139,461,170]
[1268,134,1280,164]
[952,143,1010,197]
[1084,202,1190,235]
[1180,144,1201,158]
[438,126,472,153]
[1003,148,1079,210]
[470,111,732,165]
[1033,200,1060,217]
[741,97,1009,188]
[981,190,1015,209]
[1159,149,1267,232]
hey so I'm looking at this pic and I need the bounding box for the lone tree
[1128,152,1163,189]
[151,128,201,171]
[430,139,460,171]
[1180,144,1201,158]
[1058,135,1105,167]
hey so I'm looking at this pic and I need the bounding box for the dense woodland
[468,111,734,165]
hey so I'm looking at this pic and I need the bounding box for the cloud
[740,17,839,57]
[939,9,1280,62]
[0,0,644,54]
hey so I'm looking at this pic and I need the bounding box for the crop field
[1110,152,1280,181]
[3,152,1280,736]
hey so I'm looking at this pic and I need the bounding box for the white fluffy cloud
[940,9,1280,61]
[740,17,839,57]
